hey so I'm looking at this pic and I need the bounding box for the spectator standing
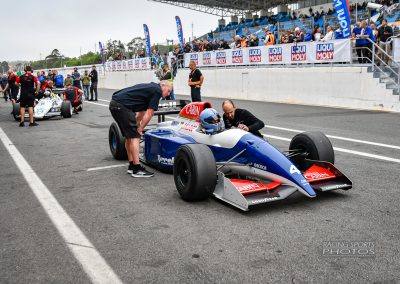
[266,30,275,45]
[72,67,81,89]
[358,21,375,63]
[322,26,335,41]
[0,74,8,102]
[64,74,73,86]
[3,70,19,105]
[188,61,204,102]
[54,70,64,88]
[171,58,178,77]
[218,39,230,50]
[160,63,175,100]
[15,66,40,127]
[89,65,98,101]
[353,22,363,63]
[312,26,322,41]
[81,70,91,100]
[377,19,393,65]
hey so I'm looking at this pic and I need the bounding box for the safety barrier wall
[184,40,352,67]
[98,66,400,112]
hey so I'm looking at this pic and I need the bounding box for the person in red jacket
[63,82,83,114]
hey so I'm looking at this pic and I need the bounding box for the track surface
[1,89,399,283]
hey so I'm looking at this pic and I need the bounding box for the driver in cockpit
[199,108,224,134]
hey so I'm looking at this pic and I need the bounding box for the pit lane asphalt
[0,89,399,283]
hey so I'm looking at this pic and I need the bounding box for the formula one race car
[12,88,80,121]
[109,101,352,211]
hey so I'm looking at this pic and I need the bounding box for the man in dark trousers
[3,69,19,105]
[188,61,204,102]
[222,100,265,138]
[89,65,98,101]
[64,82,84,114]
[15,66,40,127]
[109,80,172,177]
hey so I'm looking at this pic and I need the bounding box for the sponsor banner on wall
[104,58,151,72]
[185,39,351,67]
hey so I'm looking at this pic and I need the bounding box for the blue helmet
[199,108,224,133]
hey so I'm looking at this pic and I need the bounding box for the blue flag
[143,24,151,57]
[175,16,184,50]
[99,42,104,64]
[332,0,351,38]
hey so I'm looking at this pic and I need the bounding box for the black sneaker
[29,122,39,127]
[19,122,25,127]
[127,164,134,174]
[131,165,154,178]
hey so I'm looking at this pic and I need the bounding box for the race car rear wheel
[173,144,217,201]
[289,131,334,169]
[12,104,20,121]
[109,122,128,160]
[61,101,72,118]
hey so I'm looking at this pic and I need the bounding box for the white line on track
[84,104,400,164]
[264,125,400,150]
[0,127,122,284]
[87,164,127,171]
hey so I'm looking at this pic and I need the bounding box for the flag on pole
[143,24,151,56]
[175,16,184,50]
[332,0,351,38]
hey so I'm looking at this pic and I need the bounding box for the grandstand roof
[149,0,291,16]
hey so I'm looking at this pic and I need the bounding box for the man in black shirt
[15,66,40,127]
[109,81,172,177]
[89,65,98,101]
[222,100,265,138]
[188,61,204,102]
[377,19,393,65]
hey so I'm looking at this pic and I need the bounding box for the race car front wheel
[12,104,20,121]
[289,131,334,170]
[173,144,217,201]
[61,101,72,118]
[109,122,128,160]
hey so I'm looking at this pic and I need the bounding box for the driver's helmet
[199,108,224,133]
[44,89,51,97]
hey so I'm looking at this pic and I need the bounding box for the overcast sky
[1,0,220,61]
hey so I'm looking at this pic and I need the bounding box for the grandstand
[150,0,400,41]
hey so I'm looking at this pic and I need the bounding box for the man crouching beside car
[64,82,84,114]
[109,80,172,178]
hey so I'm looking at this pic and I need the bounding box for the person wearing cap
[89,65,98,101]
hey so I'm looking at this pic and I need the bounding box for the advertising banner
[332,0,351,38]
[104,58,151,72]
[184,39,351,67]
[143,24,151,56]
[175,16,184,50]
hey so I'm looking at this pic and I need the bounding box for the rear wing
[155,99,191,122]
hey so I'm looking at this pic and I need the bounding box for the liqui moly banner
[332,0,351,38]
[99,42,105,65]
[184,39,351,67]
[104,58,151,72]
[175,16,184,50]
[143,24,151,56]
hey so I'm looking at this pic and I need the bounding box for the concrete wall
[98,66,400,112]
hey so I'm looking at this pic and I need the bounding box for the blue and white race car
[109,101,352,211]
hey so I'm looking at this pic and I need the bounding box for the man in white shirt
[322,26,335,41]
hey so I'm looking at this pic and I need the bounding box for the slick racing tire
[289,131,335,169]
[12,104,20,121]
[61,101,72,118]
[173,144,217,201]
[109,122,128,160]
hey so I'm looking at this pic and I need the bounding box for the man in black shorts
[15,66,40,127]
[188,61,204,102]
[222,99,265,138]
[109,80,172,177]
